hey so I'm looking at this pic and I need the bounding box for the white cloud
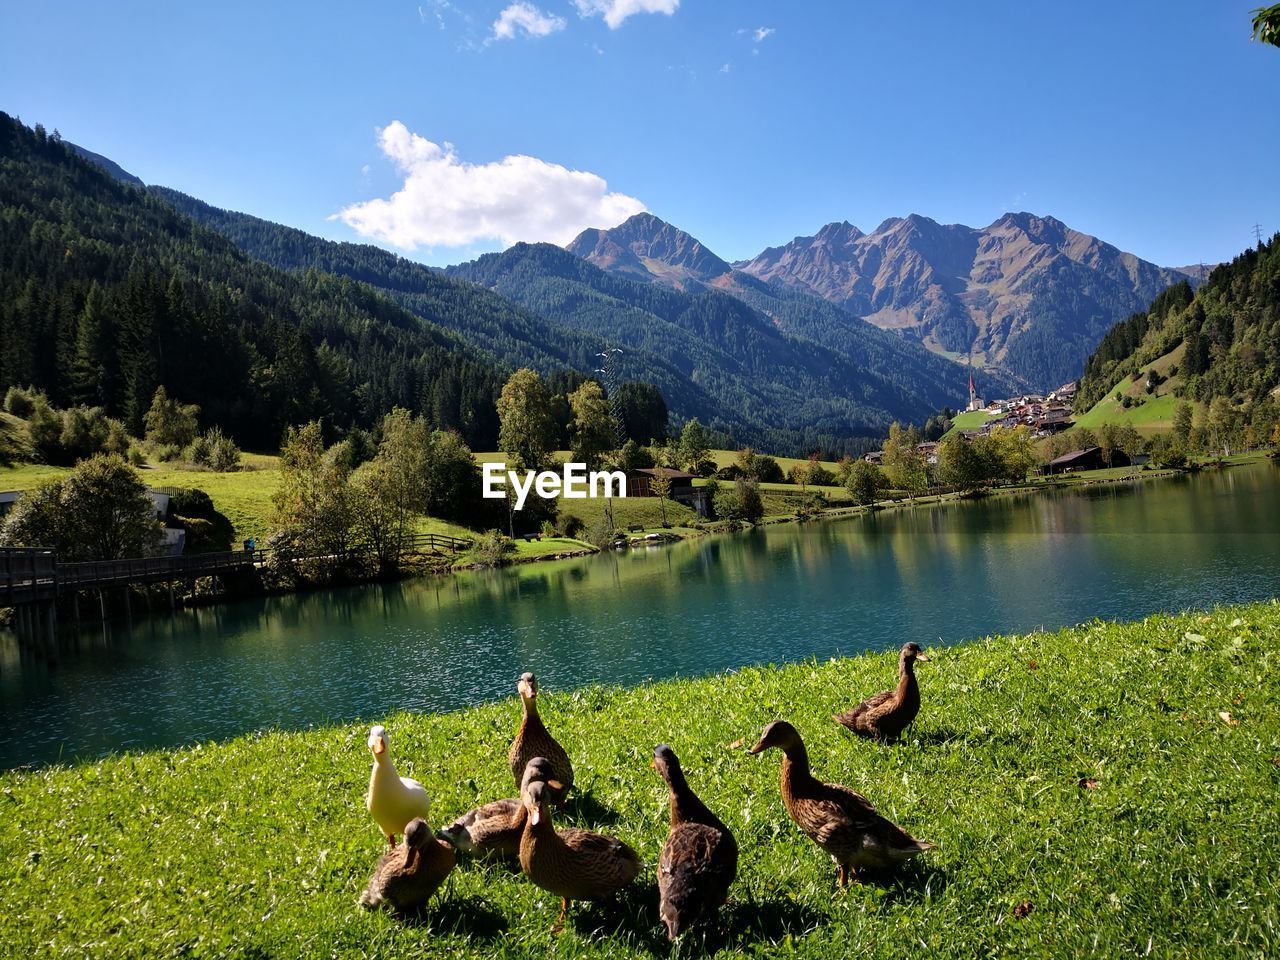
[491,2,565,41]
[719,63,730,73]
[753,26,774,43]
[333,122,647,250]
[574,0,679,29]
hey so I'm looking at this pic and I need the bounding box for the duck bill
[529,806,542,826]
[748,739,767,755]
[915,653,931,662]
[545,779,564,792]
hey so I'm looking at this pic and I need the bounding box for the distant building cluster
[964,381,1078,439]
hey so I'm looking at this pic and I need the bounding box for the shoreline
[3,452,1274,636]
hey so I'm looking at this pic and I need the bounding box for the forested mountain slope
[1075,236,1279,415]
[0,114,505,449]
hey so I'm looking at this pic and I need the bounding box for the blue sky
[2,1,1277,268]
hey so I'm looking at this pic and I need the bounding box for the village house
[1043,447,1132,474]
[625,467,711,517]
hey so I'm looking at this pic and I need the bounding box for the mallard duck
[359,817,456,912]
[834,642,931,741]
[508,672,574,804]
[438,756,558,859]
[653,744,738,940]
[749,720,933,886]
[365,724,431,846]
[518,778,641,930]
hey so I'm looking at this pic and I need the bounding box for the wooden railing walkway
[1,532,473,608]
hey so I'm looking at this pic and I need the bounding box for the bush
[26,399,63,462]
[583,516,621,548]
[556,513,585,539]
[166,487,216,518]
[714,478,764,523]
[126,445,147,466]
[210,432,241,472]
[470,529,516,567]
[3,385,39,418]
[156,444,183,463]
[185,434,214,467]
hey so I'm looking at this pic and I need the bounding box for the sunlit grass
[1,603,1277,957]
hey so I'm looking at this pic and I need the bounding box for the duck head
[522,779,551,826]
[403,817,429,865]
[367,724,389,758]
[517,672,539,703]
[651,743,683,785]
[901,642,930,663]
[521,756,561,793]
[404,817,430,848]
[748,720,801,755]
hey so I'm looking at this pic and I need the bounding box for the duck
[834,642,931,741]
[518,777,642,930]
[365,724,431,847]
[652,744,738,940]
[438,756,558,860]
[359,816,456,913]
[749,720,933,886]
[508,672,574,804]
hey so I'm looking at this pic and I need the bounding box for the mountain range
[570,212,1198,391]
[18,121,1206,454]
[153,192,991,453]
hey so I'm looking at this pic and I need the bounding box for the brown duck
[653,744,738,940]
[834,642,931,741]
[749,720,933,886]
[508,672,574,804]
[359,817,456,912]
[438,756,558,860]
[518,778,642,930]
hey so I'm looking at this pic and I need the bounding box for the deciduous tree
[568,381,615,470]
[497,368,555,470]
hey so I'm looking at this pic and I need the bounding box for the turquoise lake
[3,461,1278,769]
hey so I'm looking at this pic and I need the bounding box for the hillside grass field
[1072,343,1200,435]
[942,409,995,437]
[1,603,1276,958]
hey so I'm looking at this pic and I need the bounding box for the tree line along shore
[0,602,1275,957]
[2,367,1278,612]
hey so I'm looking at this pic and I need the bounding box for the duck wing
[834,690,893,731]
[809,783,931,864]
[440,798,523,856]
[659,823,738,936]
[559,828,643,888]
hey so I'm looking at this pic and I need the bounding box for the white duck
[365,724,431,847]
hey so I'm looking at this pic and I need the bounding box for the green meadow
[1,603,1276,958]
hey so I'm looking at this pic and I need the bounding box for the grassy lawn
[706,448,844,473]
[555,494,699,532]
[2,603,1277,957]
[0,456,283,543]
[504,536,598,561]
[942,409,995,437]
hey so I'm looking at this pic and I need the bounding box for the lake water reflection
[3,462,1278,768]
